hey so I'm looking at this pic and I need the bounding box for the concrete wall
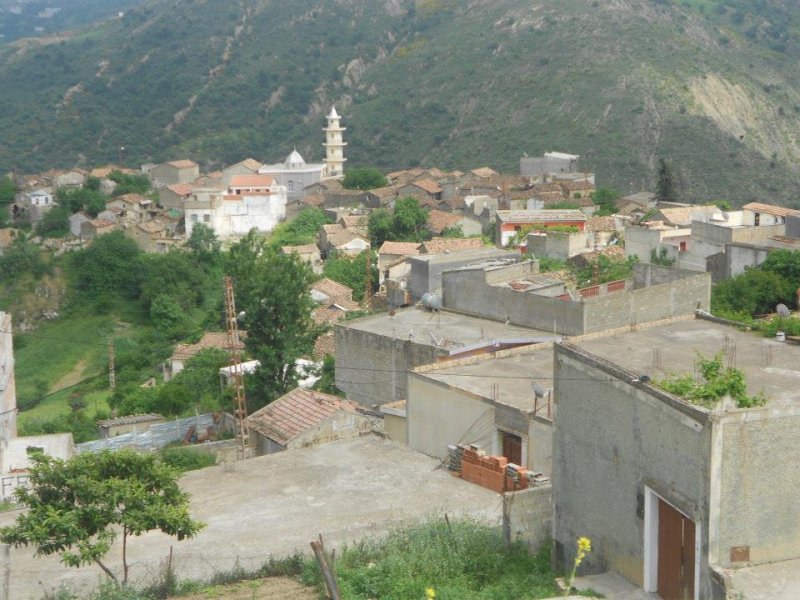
[384,413,407,444]
[529,231,590,261]
[407,373,494,459]
[787,215,800,238]
[553,343,716,598]
[0,313,16,475]
[715,408,800,568]
[334,325,443,406]
[4,434,74,474]
[585,266,710,333]
[441,267,586,335]
[504,484,552,552]
[407,249,516,300]
[287,410,373,449]
[529,417,553,475]
[724,243,772,279]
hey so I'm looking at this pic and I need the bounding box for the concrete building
[520,152,580,177]
[246,388,371,455]
[184,175,287,239]
[495,209,587,247]
[406,247,519,301]
[526,230,592,261]
[408,344,555,475]
[334,306,549,407]
[222,158,263,186]
[165,331,244,382]
[68,211,92,237]
[158,183,193,210]
[149,160,200,187]
[441,259,711,336]
[552,317,800,600]
[259,150,326,203]
[281,243,323,274]
[0,312,17,476]
[97,414,166,438]
[322,106,346,178]
[378,241,421,284]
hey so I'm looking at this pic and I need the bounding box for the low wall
[503,485,553,552]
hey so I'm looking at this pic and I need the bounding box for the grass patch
[301,519,558,600]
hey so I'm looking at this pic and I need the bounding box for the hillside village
[1,106,800,600]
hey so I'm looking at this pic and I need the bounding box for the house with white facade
[184,174,287,239]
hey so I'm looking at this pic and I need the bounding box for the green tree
[57,187,108,216]
[760,249,800,292]
[392,197,428,241]
[367,208,394,246]
[0,234,49,280]
[269,207,331,247]
[341,167,389,190]
[186,222,221,262]
[170,348,229,411]
[0,176,17,205]
[35,205,70,237]
[322,251,377,302]
[150,294,190,339]
[313,354,341,395]
[711,268,794,315]
[226,232,319,409]
[441,225,465,238]
[108,170,151,196]
[0,450,204,585]
[591,187,620,216]
[655,158,676,203]
[68,230,143,305]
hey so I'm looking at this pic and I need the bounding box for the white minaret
[323,106,346,178]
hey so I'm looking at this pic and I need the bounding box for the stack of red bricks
[459,446,529,494]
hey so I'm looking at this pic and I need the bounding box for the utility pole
[108,338,116,390]
[364,250,372,308]
[224,276,249,459]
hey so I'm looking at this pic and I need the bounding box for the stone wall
[504,484,552,552]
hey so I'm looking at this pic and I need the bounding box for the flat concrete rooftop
[574,317,800,407]
[2,436,502,598]
[415,344,555,411]
[341,306,551,350]
[408,247,518,265]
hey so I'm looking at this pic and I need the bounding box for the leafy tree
[714,199,733,211]
[186,222,221,262]
[57,187,109,216]
[68,230,143,305]
[322,251,377,302]
[441,225,465,238]
[35,205,71,237]
[760,249,800,291]
[84,175,102,191]
[150,294,190,339]
[341,167,388,190]
[0,176,17,205]
[313,354,341,395]
[226,232,319,409]
[393,197,428,241]
[367,208,394,246]
[269,207,331,247]
[655,158,676,203]
[0,450,204,585]
[108,170,151,196]
[139,250,207,314]
[111,386,159,416]
[0,235,49,280]
[170,348,229,410]
[711,268,794,315]
[591,187,620,216]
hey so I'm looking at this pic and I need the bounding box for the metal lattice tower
[224,276,249,459]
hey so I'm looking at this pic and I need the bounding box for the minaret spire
[323,106,346,178]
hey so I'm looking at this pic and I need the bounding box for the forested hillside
[2,0,800,205]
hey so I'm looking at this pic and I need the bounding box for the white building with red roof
[184,173,287,239]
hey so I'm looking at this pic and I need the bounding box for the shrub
[159,446,217,473]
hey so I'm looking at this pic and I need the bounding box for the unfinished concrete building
[553,317,800,600]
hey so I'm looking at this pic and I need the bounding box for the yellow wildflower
[578,537,592,553]
[426,587,436,600]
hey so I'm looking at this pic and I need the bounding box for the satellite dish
[777,304,791,317]
[531,382,546,398]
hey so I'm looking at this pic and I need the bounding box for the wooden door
[657,499,695,600]
[502,432,522,466]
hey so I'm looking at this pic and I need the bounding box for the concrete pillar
[0,543,9,600]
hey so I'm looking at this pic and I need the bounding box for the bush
[159,446,217,473]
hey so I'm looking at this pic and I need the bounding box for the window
[287,181,294,191]
[190,214,199,223]
[203,214,210,223]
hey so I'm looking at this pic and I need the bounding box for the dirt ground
[170,577,318,600]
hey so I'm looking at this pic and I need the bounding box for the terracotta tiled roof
[421,237,484,254]
[470,167,498,179]
[302,194,325,207]
[427,209,463,233]
[339,215,367,229]
[322,223,344,234]
[313,333,336,358]
[137,221,164,234]
[115,193,151,206]
[229,174,274,188]
[657,205,718,226]
[560,180,595,192]
[246,388,358,445]
[387,170,407,180]
[426,168,447,178]
[412,179,443,195]
[166,183,193,196]
[166,159,198,169]
[368,184,402,199]
[236,158,263,172]
[530,182,565,194]
[742,202,800,218]
[445,196,466,210]
[378,241,422,256]
[282,244,319,256]
[328,230,369,248]
[170,331,245,362]
[89,219,115,228]
[312,278,353,300]
[495,209,586,222]
[585,216,617,232]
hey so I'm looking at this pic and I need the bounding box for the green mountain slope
[2,0,800,206]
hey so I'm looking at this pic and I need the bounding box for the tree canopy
[322,250,377,302]
[341,167,388,190]
[0,450,204,585]
[0,175,17,204]
[269,207,331,247]
[591,187,620,216]
[367,197,429,246]
[226,231,320,409]
[655,158,677,203]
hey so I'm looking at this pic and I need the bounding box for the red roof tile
[246,388,358,445]
[427,209,462,233]
[421,237,484,254]
[378,241,422,256]
[229,174,275,188]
